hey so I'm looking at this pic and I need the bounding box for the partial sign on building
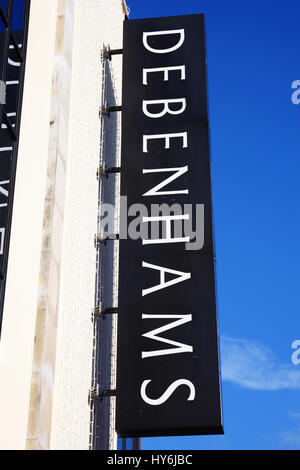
[116,14,223,438]
[0,0,31,328]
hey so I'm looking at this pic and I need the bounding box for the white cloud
[288,411,300,419]
[281,412,300,446]
[281,428,300,446]
[220,335,300,390]
[282,430,300,444]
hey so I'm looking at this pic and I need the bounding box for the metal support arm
[89,386,116,403]
[94,233,119,247]
[97,166,121,179]
[103,47,123,61]
[93,306,118,319]
[100,104,122,118]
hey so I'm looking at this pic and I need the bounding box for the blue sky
[127,0,300,450]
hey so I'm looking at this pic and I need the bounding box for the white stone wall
[50,0,124,450]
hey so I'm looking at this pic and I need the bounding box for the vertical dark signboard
[116,14,223,437]
[0,0,31,333]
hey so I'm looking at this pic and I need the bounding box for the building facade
[0,0,127,450]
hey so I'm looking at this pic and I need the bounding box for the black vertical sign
[116,14,223,437]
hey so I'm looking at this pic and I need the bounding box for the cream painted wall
[0,0,125,450]
[0,0,58,450]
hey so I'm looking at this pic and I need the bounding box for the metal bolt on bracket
[100,104,122,118]
[94,233,119,247]
[103,46,123,61]
[89,386,116,404]
[93,306,118,320]
[97,166,121,179]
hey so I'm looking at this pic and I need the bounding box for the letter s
[140,379,195,405]
[291,340,300,365]
[291,80,300,104]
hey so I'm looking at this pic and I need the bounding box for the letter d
[143,29,185,54]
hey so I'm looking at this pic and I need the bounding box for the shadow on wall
[91,53,120,450]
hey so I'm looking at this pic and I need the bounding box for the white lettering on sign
[1,113,16,129]
[140,379,195,406]
[142,98,186,119]
[143,65,186,85]
[143,132,188,153]
[142,166,189,197]
[139,24,196,408]
[6,80,19,86]
[0,41,23,269]
[142,314,193,358]
[143,29,185,54]
[142,261,191,296]
[8,43,22,67]
[0,228,5,255]
[142,213,190,245]
[0,180,9,208]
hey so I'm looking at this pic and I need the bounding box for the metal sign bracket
[89,386,116,404]
[100,104,122,118]
[97,165,121,179]
[103,46,123,61]
[94,233,119,247]
[93,306,118,320]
